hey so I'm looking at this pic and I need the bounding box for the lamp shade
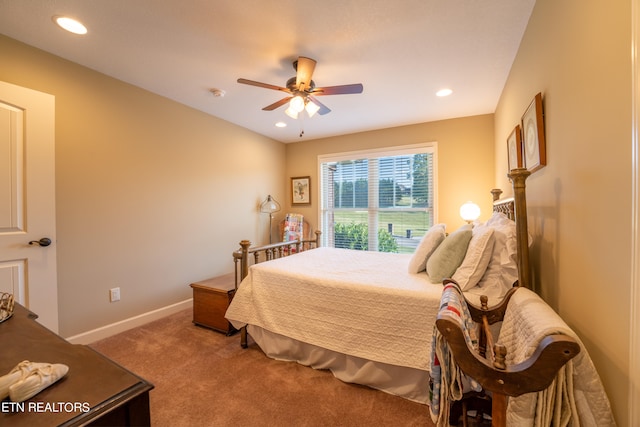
[305,100,320,117]
[460,201,481,222]
[289,96,305,113]
[284,107,299,119]
[260,195,281,214]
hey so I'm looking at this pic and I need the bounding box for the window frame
[317,142,439,251]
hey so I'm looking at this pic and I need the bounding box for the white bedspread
[499,287,616,426]
[225,247,445,371]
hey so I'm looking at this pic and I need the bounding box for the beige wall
[494,1,631,424]
[285,114,495,232]
[0,35,286,337]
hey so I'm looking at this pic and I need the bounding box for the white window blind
[319,143,437,253]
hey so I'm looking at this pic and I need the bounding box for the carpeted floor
[90,309,435,427]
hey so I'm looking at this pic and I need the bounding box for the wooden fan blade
[296,57,317,90]
[307,96,331,115]
[237,78,290,93]
[262,97,292,111]
[312,83,364,96]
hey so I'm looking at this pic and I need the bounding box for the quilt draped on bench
[500,287,616,427]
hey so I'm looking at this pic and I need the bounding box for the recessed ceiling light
[436,88,453,97]
[275,122,287,128]
[53,16,87,35]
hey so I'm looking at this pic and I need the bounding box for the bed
[225,169,532,404]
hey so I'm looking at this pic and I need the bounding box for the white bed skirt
[247,325,430,404]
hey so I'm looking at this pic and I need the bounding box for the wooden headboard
[491,194,515,220]
[491,168,531,289]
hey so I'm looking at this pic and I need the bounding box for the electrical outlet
[109,287,121,302]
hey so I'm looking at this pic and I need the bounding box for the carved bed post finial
[491,188,503,202]
[507,168,532,290]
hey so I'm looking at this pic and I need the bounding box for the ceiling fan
[237,56,364,119]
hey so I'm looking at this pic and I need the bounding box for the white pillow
[478,212,518,291]
[407,224,446,274]
[452,225,496,290]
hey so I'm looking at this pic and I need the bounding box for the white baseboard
[65,299,193,345]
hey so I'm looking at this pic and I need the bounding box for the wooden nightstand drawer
[190,273,237,335]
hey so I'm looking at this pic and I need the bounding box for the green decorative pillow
[426,224,473,283]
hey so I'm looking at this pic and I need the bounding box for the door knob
[29,238,52,247]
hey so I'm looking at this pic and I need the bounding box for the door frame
[630,0,640,424]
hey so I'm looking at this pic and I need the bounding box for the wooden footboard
[232,230,321,288]
[232,231,321,348]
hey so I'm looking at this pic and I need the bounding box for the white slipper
[0,360,50,400]
[9,363,69,402]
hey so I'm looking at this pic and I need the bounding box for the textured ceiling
[0,0,535,143]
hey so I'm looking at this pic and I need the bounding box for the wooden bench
[436,280,581,427]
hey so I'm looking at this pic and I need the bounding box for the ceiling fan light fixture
[285,107,299,119]
[237,56,363,126]
[305,100,320,118]
[289,95,305,113]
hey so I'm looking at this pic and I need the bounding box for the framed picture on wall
[291,176,311,205]
[521,92,547,173]
[507,124,523,171]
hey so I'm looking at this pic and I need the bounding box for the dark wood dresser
[0,304,153,426]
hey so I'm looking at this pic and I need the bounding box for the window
[319,143,437,253]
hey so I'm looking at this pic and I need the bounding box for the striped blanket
[429,282,481,426]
